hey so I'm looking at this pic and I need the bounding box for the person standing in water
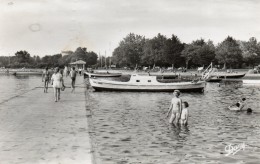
[166,90,183,124]
[180,102,189,125]
[51,67,64,102]
[70,67,77,93]
[42,67,50,93]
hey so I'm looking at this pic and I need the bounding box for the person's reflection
[168,124,190,150]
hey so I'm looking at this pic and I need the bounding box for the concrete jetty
[0,76,93,164]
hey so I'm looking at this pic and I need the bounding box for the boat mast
[105,51,107,69]
[100,52,102,68]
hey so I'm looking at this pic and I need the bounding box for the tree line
[0,47,98,69]
[112,33,260,69]
[1,34,259,70]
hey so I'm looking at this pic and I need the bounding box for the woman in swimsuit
[166,90,183,124]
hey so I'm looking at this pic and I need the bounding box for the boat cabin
[129,74,159,84]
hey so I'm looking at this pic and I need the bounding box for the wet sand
[0,76,92,164]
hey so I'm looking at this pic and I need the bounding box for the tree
[181,43,199,69]
[142,33,167,67]
[85,51,98,66]
[192,40,216,66]
[164,34,185,68]
[239,37,260,67]
[14,50,31,64]
[112,33,145,68]
[215,36,243,68]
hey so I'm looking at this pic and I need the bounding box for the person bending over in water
[180,102,189,125]
[166,90,182,124]
[229,98,246,111]
[238,98,246,110]
[42,67,50,93]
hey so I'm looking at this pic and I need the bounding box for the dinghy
[84,71,122,78]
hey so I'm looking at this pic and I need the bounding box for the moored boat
[205,76,222,82]
[84,71,122,78]
[89,74,206,92]
[243,79,260,84]
[212,72,245,78]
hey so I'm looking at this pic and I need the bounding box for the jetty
[0,76,93,164]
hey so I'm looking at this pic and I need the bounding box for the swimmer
[247,108,252,113]
[229,98,246,111]
[238,98,246,110]
[228,103,241,111]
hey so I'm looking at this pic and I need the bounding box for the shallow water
[86,81,260,164]
[1,75,260,163]
[0,75,42,104]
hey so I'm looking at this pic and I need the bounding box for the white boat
[243,79,260,84]
[89,74,206,92]
[84,71,122,78]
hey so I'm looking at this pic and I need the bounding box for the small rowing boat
[205,76,222,82]
[212,72,246,78]
[84,71,122,78]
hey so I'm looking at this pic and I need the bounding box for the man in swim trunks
[70,67,77,93]
[42,67,50,93]
[166,90,183,124]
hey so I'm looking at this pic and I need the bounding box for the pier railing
[201,63,213,80]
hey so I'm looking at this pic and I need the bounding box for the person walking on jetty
[70,67,77,93]
[63,66,68,77]
[51,67,64,102]
[42,67,50,93]
[166,90,183,124]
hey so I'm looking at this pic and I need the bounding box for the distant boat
[84,71,122,78]
[243,79,260,84]
[213,72,246,78]
[205,76,222,82]
[89,74,206,92]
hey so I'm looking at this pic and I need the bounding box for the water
[0,75,42,104]
[1,75,260,163]
[86,81,260,164]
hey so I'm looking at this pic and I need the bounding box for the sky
[0,0,260,57]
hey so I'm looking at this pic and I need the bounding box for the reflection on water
[0,75,42,103]
[86,81,260,164]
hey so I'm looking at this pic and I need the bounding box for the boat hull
[213,73,246,78]
[91,86,205,92]
[84,72,122,78]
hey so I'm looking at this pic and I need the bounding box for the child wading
[180,102,189,125]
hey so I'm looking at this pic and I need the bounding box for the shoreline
[1,68,260,79]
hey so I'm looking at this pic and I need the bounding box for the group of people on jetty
[42,66,78,102]
[165,90,252,126]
